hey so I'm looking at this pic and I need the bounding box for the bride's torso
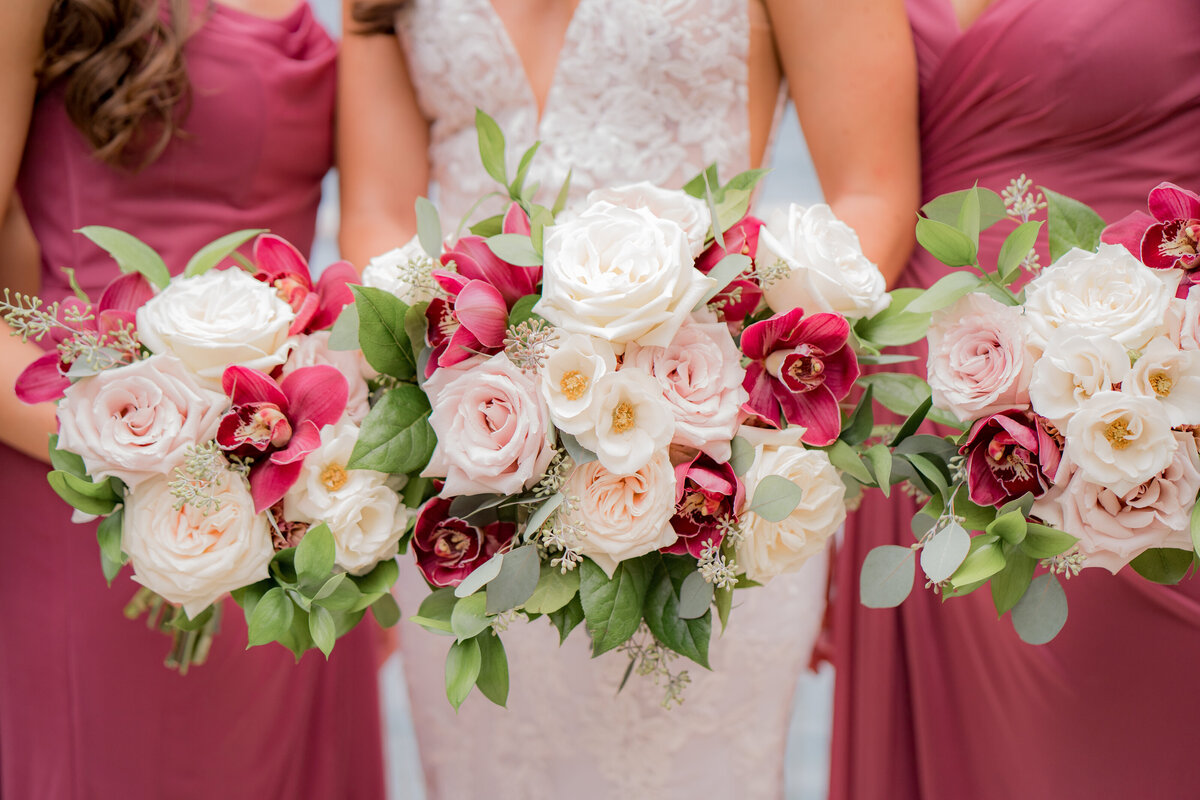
[395,0,781,223]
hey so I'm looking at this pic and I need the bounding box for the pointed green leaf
[957,186,982,246]
[184,229,267,277]
[475,632,509,706]
[351,285,415,380]
[415,196,443,259]
[1129,548,1193,585]
[76,226,169,288]
[48,434,87,478]
[839,384,875,446]
[247,587,294,647]
[511,141,540,198]
[702,171,725,252]
[371,592,402,628]
[986,511,1028,545]
[523,563,581,614]
[643,558,711,667]
[552,169,572,216]
[445,637,482,710]
[997,220,1042,282]
[903,271,985,314]
[475,108,507,186]
[347,384,435,474]
[915,216,978,267]
[1020,523,1077,559]
[295,523,335,587]
[580,557,652,656]
[97,509,126,585]
[824,439,874,485]
[921,188,1007,230]
[308,605,336,657]
[47,470,120,516]
[1041,187,1105,262]
[548,595,584,643]
[451,592,491,641]
[949,534,1006,587]
[991,549,1037,616]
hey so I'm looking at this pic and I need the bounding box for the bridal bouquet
[859,179,1200,644]
[340,112,910,707]
[4,229,404,669]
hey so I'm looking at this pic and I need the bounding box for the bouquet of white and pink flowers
[860,179,1200,644]
[338,112,912,708]
[4,229,405,669]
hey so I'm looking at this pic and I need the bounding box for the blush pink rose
[623,311,748,463]
[421,353,555,496]
[1031,431,1200,573]
[927,293,1034,423]
[280,331,372,424]
[56,354,227,490]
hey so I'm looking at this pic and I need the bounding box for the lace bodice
[396,0,751,223]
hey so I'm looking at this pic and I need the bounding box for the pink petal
[797,312,851,354]
[287,292,320,336]
[742,308,805,360]
[222,365,288,409]
[1148,182,1200,222]
[454,281,508,348]
[310,261,359,331]
[444,236,539,305]
[990,413,1040,453]
[819,347,861,400]
[1101,210,1154,256]
[253,234,312,286]
[503,203,531,236]
[95,309,138,338]
[965,449,1006,507]
[779,384,841,446]
[433,270,468,298]
[280,364,348,431]
[15,352,69,404]
[98,272,155,315]
[1141,222,1185,270]
[270,419,323,465]
[439,326,485,368]
[249,458,305,514]
[741,363,782,428]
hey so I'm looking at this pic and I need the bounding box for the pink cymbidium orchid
[435,203,540,306]
[740,307,860,446]
[695,215,764,326]
[663,454,744,558]
[253,234,357,335]
[1103,183,1200,286]
[217,364,348,513]
[962,410,1062,508]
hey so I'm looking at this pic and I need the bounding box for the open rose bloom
[5,228,404,668]
[343,117,913,709]
[861,180,1200,647]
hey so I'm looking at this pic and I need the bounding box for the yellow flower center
[1104,419,1133,450]
[560,369,589,401]
[612,400,636,433]
[321,464,348,491]
[1150,372,1174,397]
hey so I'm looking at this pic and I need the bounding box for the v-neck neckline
[479,0,588,128]
[945,0,1003,37]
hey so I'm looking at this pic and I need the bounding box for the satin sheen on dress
[0,4,385,798]
[831,1,1200,798]
[393,1,828,797]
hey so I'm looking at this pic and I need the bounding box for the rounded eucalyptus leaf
[1011,573,1067,645]
[860,545,916,609]
[920,522,971,584]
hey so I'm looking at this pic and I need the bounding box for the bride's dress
[393,1,828,796]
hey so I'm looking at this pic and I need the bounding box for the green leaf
[997,492,1036,519]
[1011,573,1068,645]
[486,233,542,267]
[991,549,1037,616]
[76,226,170,288]
[371,592,402,628]
[728,435,755,477]
[247,587,294,647]
[957,185,982,246]
[327,303,360,351]
[485,545,540,614]
[475,633,509,707]
[840,385,875,446]
[404,301,429,364]
[308,605,336,658]
[714,188,753,233]
[507,294,542,328]
[695,253,751,308]
[715,583,733,631]
[677,570,714,620]
[905,453,950,497]
[1191,493,1200,558]
[47,470,120,516]
[445,637,482,710]
[854,288,931,347]
[949,534,1006,587]
[746,475,804,522]
[523,563,581,614]
[352,557,400,596]
[643,559,711,667]
[921,188,1007,230]
[723,168,769,196]
[1129,548,1194,585]
[824,439,874,485]
[889,397,935,448]
[511,141,540,198]
[857,372,933,419]
[184,229,266,277]
[911,512,938,541]
[997,220,1042,282]
[548,595,584,643]
[1041,187,1106,262]
[859,545,916,608]
[522,493,563,540]
[702,171,725,252]
[347,384,435,474]
[451,592,492,641]
[552,169,572,216]
[986,511,1028,545]
[682,164,719,199]
[915,217,978,267]
[60,266,89,302]
[475,108,507,186]
[454,552,504,598]
[313,573,363,611]
[903,271,985,314]
[579,557,652,656]
[469,214,505,238]
[97,509,125,585]
[351,285,415,380]
[48,434,87,478]
[295,523,335,587]
[920,521,970,583]
[529,205,554,254]
[1020,523,1077,559]
[415,196,443,259]
[558,433,597,467]
[411,587,457,634]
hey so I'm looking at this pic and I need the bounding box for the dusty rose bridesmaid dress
[0,3,385,798]
[831,1,1200,798]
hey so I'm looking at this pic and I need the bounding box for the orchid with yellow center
[252,234,358,335]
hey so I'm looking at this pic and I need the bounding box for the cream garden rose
[1121,336,1200,426]
[760,203,890,319]
[280,331,372,424]
[360,235,438,306]
[736,425,845,582]
[540,334,618,435]
[565,451,677,577]
[56,354,226,490]
[1063,390,1177,495]
[574,370,675,475]
[137,268,295,386]
[122,470,273,616]
[584,182,712,257]
[535,201,714,347]
[1028,330,1130,425]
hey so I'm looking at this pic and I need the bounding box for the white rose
[759,204,890,319]
[1063,390,1178,495]
[1122,336,1200,426]
[283,421,407,574]
[575,370,676,475]
[137,268,296,387]
[736,425,845,582]
[281,332,372,424]
[122,470,273,617]
[1022,244,1178,351]
[361,235,437,306]
[565,451,678,577]
[535,201,714,347]
[584,182,712,258]
[540,333,618,435]
[1173,285,1200,351]
[1027,329,1131,426]
[55,354,227,490]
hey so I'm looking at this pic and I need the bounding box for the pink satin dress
[831,1,1200,798]
[0,4,385,798]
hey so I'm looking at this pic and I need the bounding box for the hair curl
[350,0,406,35]
[37,0,193,169]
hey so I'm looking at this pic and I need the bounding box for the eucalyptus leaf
[1042,187,1106,262]
[859,545,916,608]
[523,493,564,539]
[643,559,711,667]
[695,253,751,308]
[415,196,443,258]
[454,552,504,598]
[485,545,540,614]
[920,522,971,583]
[445,638,482,710]
[911,512,939,540]
[747,475,804,523]
[1011,573,1068,645]
[915,217,978,267]
[580,557,652,656]
[558,432,597,466]
[347,384,435,474]
[728,435,755,477]
[677,570,715,620]
[475,633,509,707]
[451,592,491,641]
[327,303,360,351]
[487,233,542,267]
[184,229,266,277]
[76,225,169,288]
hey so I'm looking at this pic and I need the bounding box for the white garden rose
[540,333,618,435]
[1063,390,1178,495]
[759,203,889,319]
[1121,336,1200,426]
[283,421,408,574]
[122,470,272,616]
[565,451,678,577]
[56,354,226,490]
[1028,330,1131,426]
[360,235,437,306]
[584,182,712,257]
[137,268,295,387]
[736,425,845,582]
[535,201,714,347]
[281,331,372,424]
[575,370,676,475]
[1022,244,1178,351]
[1174,285,1200,351]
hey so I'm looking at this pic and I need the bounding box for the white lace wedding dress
[393,1,828,796]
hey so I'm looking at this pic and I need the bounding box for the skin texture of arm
[765,0,922,285]
[0,0,62,464]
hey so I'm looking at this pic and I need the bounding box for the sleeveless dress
[392,2,828,797]
[831,1,1200,798]
[0,4,385,798]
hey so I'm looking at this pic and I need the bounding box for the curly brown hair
[350,0,406,35]
[37,0,193,169]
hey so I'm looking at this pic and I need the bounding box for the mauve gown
[831,1,1200,798]
[0,3,385,798]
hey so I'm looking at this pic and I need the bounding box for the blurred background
[308,2,833,797]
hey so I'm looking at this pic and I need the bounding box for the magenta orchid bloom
[253,234,358,335]
[663,454,744,558]
[961,410,1062,508]
[741,307,860,446]
[695,215,764,326]
[16,271,155,404]
[435,202,541,306]
[217,364,348,513]
[1103,182,1200,283]
[412,495,513,587]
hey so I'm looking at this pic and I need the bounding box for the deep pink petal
[503,203,531,236]
[1100,210,1154,256]
[712,279,763,324]
[95,309,137,338]
[1036,422,1063,482]
[438,326,485,368]
[1141,222,1182,270]
[253,234,312,286]
[819,347,861,400]
[742,308,806,360]
[98,272,155,315]
[989,412,1040,453]
[270,419,322,465]
[433,270,468,298]
[965,449,1006,507]
[287,292,320,336]
[796,313,851,354]
[741,362,782,428]
[445,236,539,305]
[222,365,288,409]
[15,352,69,404]
[311,261,359,331]
[454,281,508,347]
[280,364,348,430]
[250,458,305,514]
[778,384,840,446]
[1148,182,1200,222]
